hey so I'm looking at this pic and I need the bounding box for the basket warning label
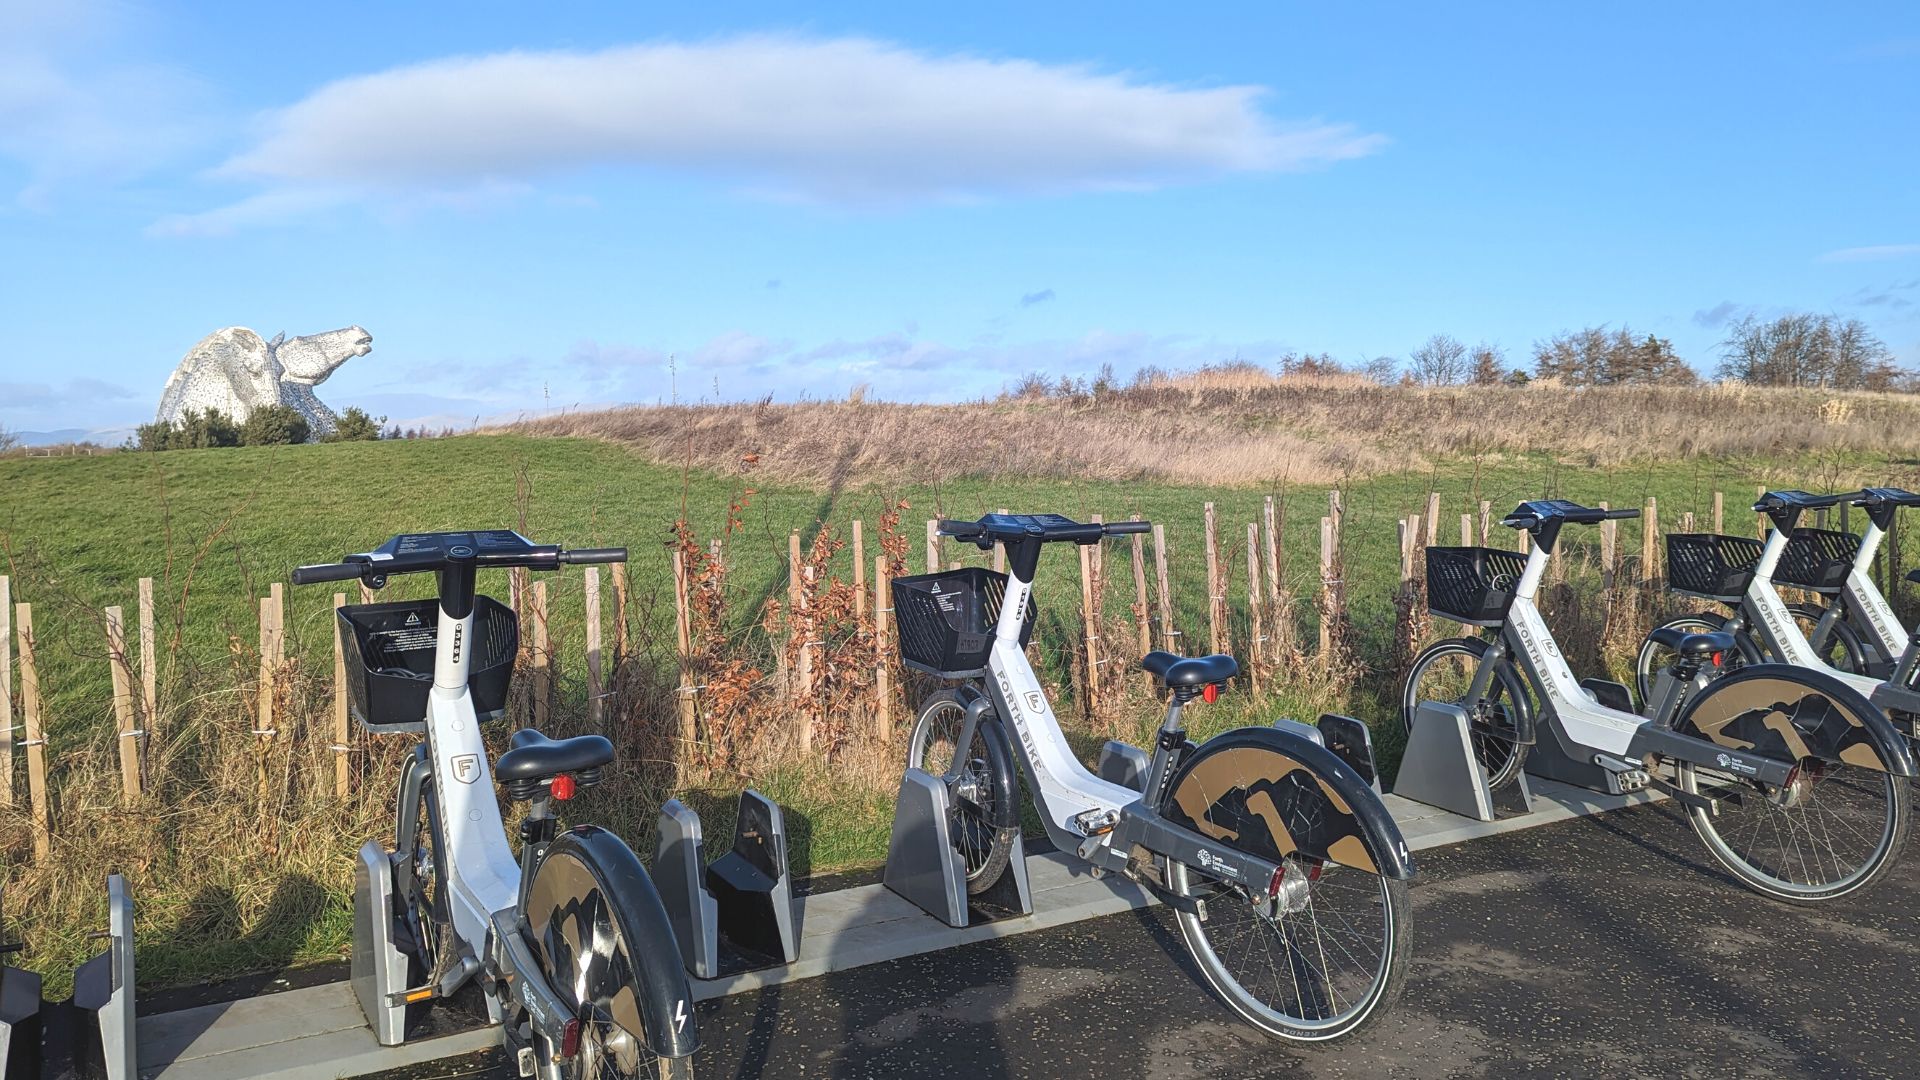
[378,627,436,652]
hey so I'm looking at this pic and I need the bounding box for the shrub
[239,405,311,446]
[136,408,242,450]
[322,406,385,442]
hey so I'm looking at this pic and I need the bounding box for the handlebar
[938,515,1150,546]
[1104,520,1152,535]
[1604,508,1640,520]
[291,562,368,585]
[291,531,625,587]
[937,519,986,539]
[561,548,628,565]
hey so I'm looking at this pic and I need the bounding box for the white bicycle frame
[420,599,523,964]
[1742,527,1886,699]
[1502,543,1647,762]
[982,570,1142,844]
[1833,518,1905,662]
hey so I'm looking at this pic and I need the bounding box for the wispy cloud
[1818,244,1920,263]
[1846,280,1920,311]
[0,376,137,410]
[0,0,212,208]
[162,35,1384,231]
[1692,301,1744,328]
[1020,289,1056,307]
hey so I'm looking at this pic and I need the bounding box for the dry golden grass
[505,373,1920,487]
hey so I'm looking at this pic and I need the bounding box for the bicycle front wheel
[525,830,697,1079]
[1402,637,1529,789]
[908,690,1017,894]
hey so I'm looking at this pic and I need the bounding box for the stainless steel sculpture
[156,326,371,438]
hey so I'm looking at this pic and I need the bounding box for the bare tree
[1409,334,1469,386]
[1717,313,1899,389]
[1362,356,1401,385]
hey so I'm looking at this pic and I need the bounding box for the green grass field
[2,432,1913,989]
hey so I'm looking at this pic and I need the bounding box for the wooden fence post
[671,551,697,758]
[994,509,1009,574]
[0,576,11,808]
[926,520,940,575]
[17,604,49,862]
[874,556,892,740]
[1318,516,1336,657]
[1079,544,1101,719]
[138,576,156,743]
[1757,484,1769,539]
[610,562,631,666]
[106,606,143,801]
[1480,500,1493,546]
[1152,524,1177,653]
[1425,492,1441,549]
[531,581,551,729]
[1329,489,1344,538]
[1244,523,1264,688]
[1600,511,1618,591]
[1713,491,1724,535]
[333,592,352,797]
[584,568,604,726]
[798,565,816,752]
[1681,511,1696,534]
[1130,516,1152,662]
[783,531,801,696]
[1204,502,1223,654]
[1642,496,1660,583]
[256,592,283,803]
[1460,513,1473,546]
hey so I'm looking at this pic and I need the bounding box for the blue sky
[2,1,1917,435]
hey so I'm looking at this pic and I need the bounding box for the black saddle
[495,728,614,782]
[1906,568,1920,586]
[1648,627,1736,658]
[1140,650,1239,688]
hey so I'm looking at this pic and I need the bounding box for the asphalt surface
[365,799,1920,1079]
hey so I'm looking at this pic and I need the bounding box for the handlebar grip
[561,548,628,565]
[291,562,365,585]
[937,519,986,538]
[1104,521,1152,535]
[1605,508,1641,520]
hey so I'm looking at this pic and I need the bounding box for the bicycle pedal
[386,984,438,1007]
[1614,769,1650,793]
[1071,808,1119,837]
[516,1046,538,1077]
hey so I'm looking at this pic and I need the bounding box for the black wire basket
[891,568,1035,677]
[1425,546,1530,627]
[337,596,519,732]
[1665,533,1764,602]
[1776,528,1860,595]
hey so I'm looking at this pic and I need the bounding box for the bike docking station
[1,899,39,1080]
[655,789,801,980]
[64,876,137,1080]
[883,766,1033,929]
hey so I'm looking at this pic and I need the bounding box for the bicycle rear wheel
[1634,612,1756,706]
[1675,671,1911,903]
[1162,738,1410,1042]
[525,830,696,1079]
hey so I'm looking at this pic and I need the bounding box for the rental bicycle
[1636,488,1920,702]
[900,513,1413,1042]
[1404,500,1914,902]
[295,531,697,1080]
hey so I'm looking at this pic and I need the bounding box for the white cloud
[174,35,1381,227]
[1818,244,1920,263]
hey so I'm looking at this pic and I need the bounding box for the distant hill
[14,426,135,447]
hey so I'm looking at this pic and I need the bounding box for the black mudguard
[1159,725,1415,880]
[524,825,700,1060]
[1675,664,1917,777]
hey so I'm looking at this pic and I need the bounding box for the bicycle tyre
[525,829,698,1079]
[1633,612,1760,707]
[1675,669,1912,903]
[397,778,454,981]
[1401,637,1529,789]
[907,690,1017,894]
[1162,737,1411,1041]
[1788,602,1869,676]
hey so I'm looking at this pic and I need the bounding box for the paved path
[367,799,1920,1079]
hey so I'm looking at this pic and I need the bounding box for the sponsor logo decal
[1195,846,1242,880]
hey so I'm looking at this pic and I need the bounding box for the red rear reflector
[560,1017,581,1058]
[551,774,578,801]
[1711,651,1725,667]
[1203,683,1220,703]
[1267,864,1286,897]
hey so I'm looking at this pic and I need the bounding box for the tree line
[1310,312,1906,391]
[133,405,388,451]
